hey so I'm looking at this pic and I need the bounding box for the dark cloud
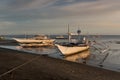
[6,0,34,8]
[0,0,119,22]
[53,0,98,6]
[0,0,57,21]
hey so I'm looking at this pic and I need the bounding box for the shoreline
[0,47,120,80]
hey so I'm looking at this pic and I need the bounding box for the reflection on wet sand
[16,46,56,55]
[64,50,90,63]
[18,46,91,63]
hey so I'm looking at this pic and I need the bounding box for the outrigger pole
[68,24,71,43]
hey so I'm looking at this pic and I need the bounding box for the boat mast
[77,27,81,40]
[68,24,71,43]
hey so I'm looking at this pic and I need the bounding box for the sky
[0,0,120,35]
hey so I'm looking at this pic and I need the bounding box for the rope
[0,56,39,78]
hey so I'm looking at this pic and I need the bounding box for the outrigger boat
[13,35,55,47]
[55,26,90,56]
[55,43,89,56]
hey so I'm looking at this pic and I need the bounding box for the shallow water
[1,35,120,72]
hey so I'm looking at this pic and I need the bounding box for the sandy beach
[0,45,120,80]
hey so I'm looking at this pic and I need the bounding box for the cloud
[0,0,120,34]
[55,0,120,17]
[0,21,16,26]
[53,0,98,6]
[6,0,57,10]
[0,21,17,33]
[1,0,120,21]
[0,0,58,21]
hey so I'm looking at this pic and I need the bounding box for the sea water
[0,35,120,72]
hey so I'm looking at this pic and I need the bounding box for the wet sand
[0,47,120,80]
[0,39,18,45]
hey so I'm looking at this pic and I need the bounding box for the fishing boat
[55,26,90,56]
[64,50,90,62]
[55,35,65,39]
[55,43,89,56]
[13,35,55,47]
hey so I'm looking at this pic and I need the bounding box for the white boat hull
[64,50,90,61]
[13,38,54,43]
[13,38,55,47]
[19,43,54,47]
[55,44,89,56]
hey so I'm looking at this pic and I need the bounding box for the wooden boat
[18,43,54,48]
[13,35,55,47]
[55,44,89,56]
[55,25,90,56]
[64,50,90,61]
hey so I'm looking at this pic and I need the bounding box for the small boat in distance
[55,26,90,56]
[55,35,65,39]
[13,35,55,47]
